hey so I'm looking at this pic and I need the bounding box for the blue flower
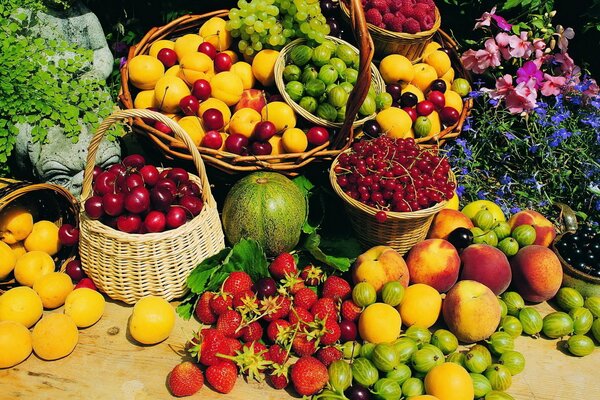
[456,138,472,158]
[489,98,499,106]
[529,145,539,154]
[456,185,466,197]
[510,206,521,214]
[477,190,487,199]
[504,131,516,140]
[538,200,550,207]
[468,91,482,99]
[500,175,512,185]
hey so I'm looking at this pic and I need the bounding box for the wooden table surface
[1,299,599,400]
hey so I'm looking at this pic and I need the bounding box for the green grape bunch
[226,0,330,57]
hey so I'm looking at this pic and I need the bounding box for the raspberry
[315,346,343,367]
[293,287,318,310]
[398,4,414,18]
[365,8,383,26]
[416,0,435,7]
[403,17,421,34]
[383,12,396,26]
[390,15,405,32]
[340,299,362,321]
[413,2,433,18]
[417,11,435,31]
[370,0,389,13]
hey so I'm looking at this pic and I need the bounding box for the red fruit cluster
[84,154,203,234]
[334,137,454,213]
[363,0,436,33]
[182,255,358,396]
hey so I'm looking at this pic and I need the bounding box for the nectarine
[406,239,460,293]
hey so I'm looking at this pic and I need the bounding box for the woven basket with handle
[119,0,376,175]
[78,109,225,304]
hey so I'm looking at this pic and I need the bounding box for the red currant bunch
[334,137,455,213]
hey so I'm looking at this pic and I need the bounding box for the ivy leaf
[303,232,355,273]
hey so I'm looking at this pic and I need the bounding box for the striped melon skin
[222,172,307,256]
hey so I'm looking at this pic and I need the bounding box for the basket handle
[80,108,214,207]
[334,0,374,149]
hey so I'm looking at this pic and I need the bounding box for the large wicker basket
[0,179,79,293]
[78,109,225,304]
[329,150,454,255]
[340,0,441,60]
[119,0,376,175]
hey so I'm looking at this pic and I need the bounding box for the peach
[234,88,267,113]
[509,245,562,303]
[427,209,474,240]
[442,280,502,344]
[352,246,410,293]
[508,210,556,247]
[459,244,512,295]
[405,239,460,293]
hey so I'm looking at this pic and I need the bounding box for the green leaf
[293,175,315,196]
[175,299,195,320]
[502,0,523,10]
[303,232,354,273]
[222,238,269,283]
[186,248,231,294]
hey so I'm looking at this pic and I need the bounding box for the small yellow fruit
[428,110,442,136]
[402,84,425,102]
[0,286,43,328]
[0,241,17,280]
[399,283,442,328]
[154,75,191,113]
[222,50,239,64]
[199,17,232,51]
[64,288,105,328]
[281,128,308,153]
[424,362,474,400]
[379,54,414,85]
[129,295,175,345]
[443,90,464,114]
[32,313,79,361]
[199,98,232,125]
[411,63,438,92]
[267,134,285,163]
[210,71,244,106]
[425,50,452,77]
[230,61,256,89]
[14,251,55,288]
[422,41,442,60]
[165,65,181,77]
[178,116,206,146]
[9,241,27,258]
[358,303,402,344]
[376,107,413,139]
[261,101,297,132]
[174,34,204,61]
[128,55,165,90]
[251,49,280,87]
[228,108,262,138]
[441,68,455,85]
[33,272,73,309]
[444,192,460,210]
[0,320,32,368]
[461,200,506,223]
[178,52,214,86]
[148,39,175,58]
[134,90,159,109]
[0,206,33,244]
[24,220,61,256]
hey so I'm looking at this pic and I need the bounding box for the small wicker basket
[274,36,386,129]
[340,0,441,60]
[329,150,453,255]
[0,179,79,293]
[78,108,225,304]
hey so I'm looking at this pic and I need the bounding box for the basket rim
[328,147,452,220]
[274,36,386,129]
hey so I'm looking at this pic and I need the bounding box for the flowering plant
[447,8,600,222]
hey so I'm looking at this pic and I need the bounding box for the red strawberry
[292,333,318,356]
[195,291,217,324]
[244,340,268,355]
[167,361,204,397]
[232,290,258,310]
[269,252,297,279]
[290,356,329,396]
[315,346,343,367]
[210,293,233,316]
[265,344,288,365]
[223,337,243,355]
[222,271,253,296]
[281,275,306,295]
[288,307,314,329]
[268,363,289,390]
[205,360,238,394]
[310,297,338,322]
[320,318,341,345]
[293,287,318,310]
[266,319,292,344]
[189,328,228,367]
[216,310,243,338]
[341,299,362,321]
[300,265,325,286]
[240,321,263,342]
[261,295,291,322]
[322,276,352,301]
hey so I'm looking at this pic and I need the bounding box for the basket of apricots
[119,3,377,175]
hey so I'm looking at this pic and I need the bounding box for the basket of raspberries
[340,0,441,60]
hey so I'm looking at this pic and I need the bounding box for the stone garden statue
[13,0,121,196]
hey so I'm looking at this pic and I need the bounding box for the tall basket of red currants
[329,136,455,255]
[78,109,225,304]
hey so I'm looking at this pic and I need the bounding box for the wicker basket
[340,0,441,60]
[329,150,453,255]
[78,108,225,304]
[119,0,376,175]
[0,179,79,293]
[274,36,386,129]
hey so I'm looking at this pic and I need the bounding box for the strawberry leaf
[222,238,269,283]
[302,232,356,273]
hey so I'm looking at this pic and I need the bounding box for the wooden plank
[1,300,599,399]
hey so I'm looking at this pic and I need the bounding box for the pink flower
[461,49,481,73]
[583,80,600,97]
[540,74,567,96]
[508,31,533,58]
[533,38,546,59]
[461,42,501,74]
[474,6,512,31]
[554,25,575,52]
[495,32,512,60]
[554,52,581,81]
[489,74,514,99]
[516,61,543,89]
[505,80,538,114]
